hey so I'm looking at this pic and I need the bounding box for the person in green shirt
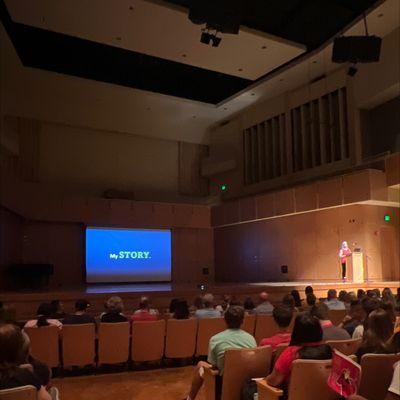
[184,305,257,400]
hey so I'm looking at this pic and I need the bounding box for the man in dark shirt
[63,299,96,325]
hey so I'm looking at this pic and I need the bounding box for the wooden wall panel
[274,189,295,215]
[318,177,343,208]
[295,184,318,212]
[240,197,256,222]
[343,171,371,204]
[223,201,240,225]
[386,153,400,187]
[256,193,274,219]
[214,204,399,283]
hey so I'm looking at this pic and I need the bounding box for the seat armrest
[256,379,284,400]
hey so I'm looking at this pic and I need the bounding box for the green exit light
[384,214,391,222]
[220,184,228,192]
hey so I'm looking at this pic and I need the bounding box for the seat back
[254,315,279,344]
[288,360,341,400]
[221,346,273,400]
[0,386,36,400]
[326,338,362,356]
[328,310,347,326]
[24,326,60,367]
[241,315,256,336]
[98,322,130,364]
[62,324,96,367]
[196,318,226,356]
[131,320,165,362]
[358,353,400,400]
[165,319,198,358]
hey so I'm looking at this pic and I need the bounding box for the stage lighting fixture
[347,65,358,77]
[200,31,212,45]
[212,35,222,47]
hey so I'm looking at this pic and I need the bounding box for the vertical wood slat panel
[285,110,293,174]
[257,124,265,182]
[291,109,298,172]
[310,101,317,167]
[338,88,347,160]
[264,121,271,180]
[328,93,335,163]
[251,126,258,183]
[243,130,249,185]
[279,114,286,176]
[271,117,278,178]
[300,105,307,171]
[318,97,327,164]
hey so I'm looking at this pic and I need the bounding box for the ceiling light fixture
[200,29,221,47]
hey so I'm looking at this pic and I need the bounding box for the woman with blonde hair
[100,296,127,323]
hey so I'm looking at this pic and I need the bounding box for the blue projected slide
[85,227,171,283]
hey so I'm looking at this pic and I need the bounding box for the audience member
[356,308,394,361]
[185,306,256,400]
[243,297,255,315]
[373,288,381,298]
[63,299,95,325]
[381,300,396,324]
[169,298,180,315]
[173,299,190,320]
[24,303,63,329]
[357,289,366,299]
[254,292,274,315]
[259,306,293,348]
[50,300,66,319]
[352,297,381,339]
[367,289,377,298]
[0,324,52,399]
[305,293,317,309]
[131,297,158,322]
[339,300,365,336]
[382,288,396,305]
[190,296,204,315]
[387,331,400,354]
[338,290,348,303]
[396,288,400,312]
[101,296,128,323]
[194,294,220,319]
[282,294,297,311]
[305,286,314,296]
[310,302,350,340]
[325,289,346,310]
[290,290,302,309]
[264,313,332,389]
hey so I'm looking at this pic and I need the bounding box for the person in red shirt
[266,313,332,387]
[259,306,293,349]
[131,298,158,322]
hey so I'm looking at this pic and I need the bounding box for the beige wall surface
[38,122,179,198]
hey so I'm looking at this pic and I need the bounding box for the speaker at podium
[352,247,364,283]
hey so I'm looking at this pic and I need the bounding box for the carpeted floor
[52,366,204,400]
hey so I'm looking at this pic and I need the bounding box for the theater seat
[165,319,197,359]
[24,326,60,368]
[0,386,36,400]
[196,318,226,357]
[98,322,130,365]
[257,359,340,400]
[358,353,400,400]
[203,346,273,400]
[326,338,362,356]
[62,324,96,368]
[254,315,279,344]
[131,320,165,362]
[241,315,256,336]
[328,310,347,326]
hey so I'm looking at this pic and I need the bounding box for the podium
[352,248,364,283]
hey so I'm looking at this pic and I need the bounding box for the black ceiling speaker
[332,35,382,64]
[189,0,244,34]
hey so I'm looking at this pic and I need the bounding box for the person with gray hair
[194,293,221,319]
[254,292,274,315]
[100,296,127,323]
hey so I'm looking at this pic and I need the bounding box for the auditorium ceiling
[0,0,384,104]
[0,0,398,144]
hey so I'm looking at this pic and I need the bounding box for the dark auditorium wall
[20,222,214,289]
[0,207,22,284]
[214,204,399,283]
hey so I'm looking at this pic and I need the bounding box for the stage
[1,280,399,321]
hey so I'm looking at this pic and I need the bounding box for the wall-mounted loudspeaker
[281,265,288,274]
